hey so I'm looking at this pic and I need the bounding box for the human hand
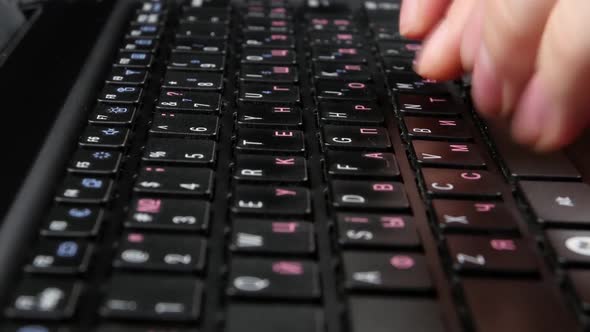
[399,0,590,151]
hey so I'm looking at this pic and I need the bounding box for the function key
[316,81,375,101]
[134,166,214,197]
[388,73,453,95]
[312,46,368,63]
[234,155,307,182]
[100,275,202,321]
[412,141,486,168]
[330,180,410,210]
[143,138,216,165]
[176,22,228,39]
[114,232,206,272]
[5,279,82,320]
[314,63,371,81]
[237,104,302,128]
[127,24,162,38]
[162,71,223,91]
[98,84,142,104]
[326,151,399,178]
[232,185,311,215]
[79,126,130,149]
[67,149,122,174]
[88,104,136,126]
[343,252,432,292]
[150,113,219,137]
[319,102,383,124]
[519,181,590,226]
[55,175,113,204]
[241,48,296,65]
[231,219,315,254]
[105,67,148,85]
[114,52,153,68]
[309,32,363,47]
[432,200,518,233]
[168,52,225,71]
[173,37,227,53]
[239,84,300,104]
[227,259,320,299]
[236,128,305,153]
[338,213,419,248]
[126,198,210,232]
[25,240,92,274]
[226,305,323,332]
[240,64,298,83]
[377,41,421,58]
[157,90,221,112]
[422,169,502,198]
[243,32,295,48]
[447,236,538,275]
[322,125,392,150]
[546,230,590,266]
[396,94,465,115]
[404,117,471,141]
[121,37,158,53]
[41,206,103,237]
[180,8,229,23]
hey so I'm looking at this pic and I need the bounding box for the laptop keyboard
[3,0,590,331]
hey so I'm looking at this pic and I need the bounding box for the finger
[400,0,451,39]
[414,0,477,80]
[473,0,556,117]
[460,0,484,72]
[511,1,590,151]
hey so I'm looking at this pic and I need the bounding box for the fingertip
[400,0,420,36]
[471,43,503,117]
[414,21,463,80]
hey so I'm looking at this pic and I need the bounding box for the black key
[314,63,371,81]
[239,84,300,104]
[236,128,305,153]
[79,126,129,149]
[55,175,113,204]
[462,279,579,332]
[343,252,432,291]
[322,125,391,150]
[127,24,162,38]
[413,141,486,168]
[243,32,295,48]
[134,166,214,197]
[150,112,219,137]
[106,67,149,85]
[326,151,399,178]
[138,2,166,13]
[97,84,142,103]
[180,8,229,23]
[240,64,298,83]
[309,32,364,47]
[308,16,355,32]
[126,198,210,232]
[121,37,158,53]
[404,117,471,141]
[234,155,307,182]
[316,81,375,101]
[312,46,368,63]
[88,104,137,126]
[132,13,164,25]
[114,52,153,68]
[227,259,320,299]
[567,270,590,312]
[2,324,67,332]
[97,325,193,332]
[348,297,445,332]
[226,305,323,332]
[422,169,502,198]
[319,101,383,124]
[519,181,590,226]
[232,185,311,215]
[338,213,420,248]
[5,279,83,320]
[433,200,518,233]
[114,232,206,272]
[143,138,216,165]
[243,18,293,33]
[67,149,122,174]
[382,57,415,74]
[162,71,223,91]
[41,206,103,237]
[237,104,302,127]
[230,219,315,254]
[175,22,228,39]
[331,180,410,210]
[168,52,225,71]
[100,275,202,321]
[25,240,92,274]
[187,0,231,8]
[378,41,421,58]
[546,230,590,266]
[241,48,296,65]
[389,73,453,95]
[243,6,291,20]
[157,90,221,112]
[173,37,227,53]
[447,235,538,274]
[396,93,466,115]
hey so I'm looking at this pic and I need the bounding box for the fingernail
[415,20,448,75]
[471,43,502,117]
[511,75,550,147]
[400,0,419,35]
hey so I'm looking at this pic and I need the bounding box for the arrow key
[134,166,214,198]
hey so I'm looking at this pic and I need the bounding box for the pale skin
[400,0,590,152]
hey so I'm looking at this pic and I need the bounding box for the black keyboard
[3,0,590,331]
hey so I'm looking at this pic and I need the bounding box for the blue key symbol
[102,128,119,136]
[107,107,128,114]
[17,326,49,332]
[131,53,147,60]
[117,87,136,93]
[136,39,152,46]
[57,241,78,257]
[68,208,92,218]
[81,178,103,189]
[92,151,112,160]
